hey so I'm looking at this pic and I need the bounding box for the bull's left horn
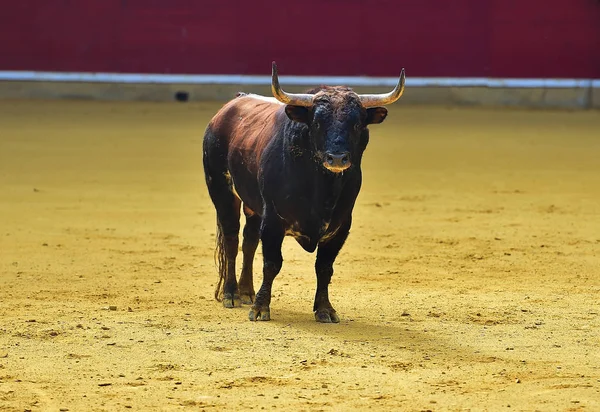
[359,68,406,107]
[271,62,314,107]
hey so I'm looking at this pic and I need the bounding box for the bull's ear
[366,107,388,124]
[285,105,310,123]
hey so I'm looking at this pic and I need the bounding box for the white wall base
[0,71,597,109]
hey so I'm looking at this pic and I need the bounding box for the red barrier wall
[1,1,598,78]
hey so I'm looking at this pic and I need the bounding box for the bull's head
[271,62,405,173]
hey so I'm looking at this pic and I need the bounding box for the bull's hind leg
[313,218,352,323]
[238,206,260,304]
[217,207,241,308]
[212,191,242,308]
[204,156,242,307]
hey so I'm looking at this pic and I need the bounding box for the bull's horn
[359,68,406,107]
[271,62,314,107]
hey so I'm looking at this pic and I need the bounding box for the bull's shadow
[257,306,493,366]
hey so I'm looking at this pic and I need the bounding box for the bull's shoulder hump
[211,95,280,125]
[242,94,284,105]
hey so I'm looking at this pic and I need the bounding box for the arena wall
[1,1,598,107]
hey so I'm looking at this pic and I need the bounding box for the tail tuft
[214,221,227,301]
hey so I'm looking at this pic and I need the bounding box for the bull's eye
[354,123,363,132]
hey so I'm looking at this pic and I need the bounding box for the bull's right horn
[271,62,314,107]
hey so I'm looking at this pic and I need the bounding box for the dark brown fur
[203,90,388,322]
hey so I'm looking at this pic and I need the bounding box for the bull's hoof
[314,309,340,323]
[248,305,270,321]
[222,293,242,308]
[240,293,255,305]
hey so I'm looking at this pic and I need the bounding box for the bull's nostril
[324,153,351,170]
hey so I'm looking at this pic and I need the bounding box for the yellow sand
[1,100,599,410]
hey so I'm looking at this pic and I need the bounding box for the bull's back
[207,95,282,162]
[204,95,285,215]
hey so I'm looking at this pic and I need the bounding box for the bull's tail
[214,220,227,302]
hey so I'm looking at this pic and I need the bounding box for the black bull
[202,63,405,322]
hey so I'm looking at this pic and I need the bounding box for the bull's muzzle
[323,152,351,173]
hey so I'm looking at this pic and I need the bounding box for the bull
[203,62,405,322]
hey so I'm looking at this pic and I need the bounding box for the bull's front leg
[314,218,351,323]
[249,213,284,321]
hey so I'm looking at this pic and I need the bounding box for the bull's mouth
[323,162,351,173]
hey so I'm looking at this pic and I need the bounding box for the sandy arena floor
[0,100,599,411]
